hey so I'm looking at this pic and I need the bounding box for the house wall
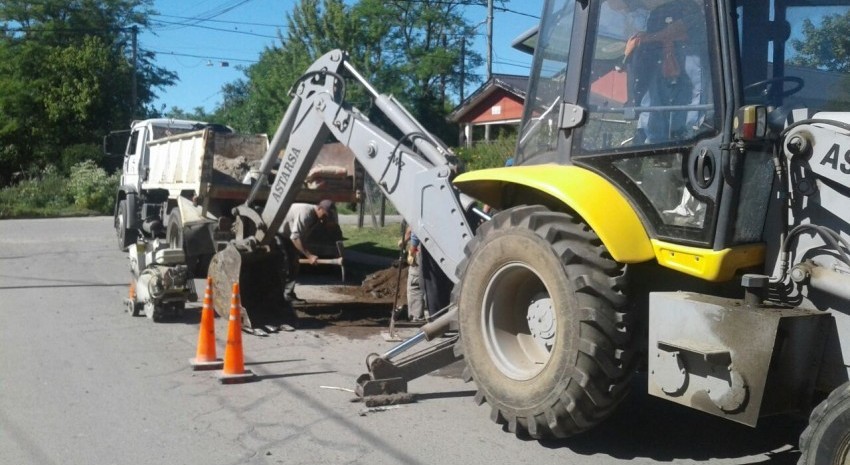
[464,91,525,124]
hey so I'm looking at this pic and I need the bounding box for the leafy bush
[454,135,517,172]
[67,160,118,212]
[0,165,74,217]
[61,143,103,174]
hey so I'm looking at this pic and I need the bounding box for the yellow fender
[454,164,655,263]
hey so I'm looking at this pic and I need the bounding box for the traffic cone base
[217,282,256,384]
[216,368,256,384]
[190,356,224,370]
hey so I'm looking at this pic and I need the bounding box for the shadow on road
[414,390,477,402]
[256,370,336,381]
[534,378,803,464]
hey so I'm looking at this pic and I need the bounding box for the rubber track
[456,205,634,439]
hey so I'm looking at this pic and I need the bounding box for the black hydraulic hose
[781,224,850,269]
[379,131,431,194]
[291,69,347,104]
[771,117,850,283]
[770,139,791,283]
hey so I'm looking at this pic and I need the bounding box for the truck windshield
[150,125,198,141]
[515,0,575,164]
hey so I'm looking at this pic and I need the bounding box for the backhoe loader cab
[450,0,850,461]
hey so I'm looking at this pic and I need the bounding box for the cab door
[569,0,730,249]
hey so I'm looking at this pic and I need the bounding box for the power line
[156,0,254,30]
[151,14,286,29]
[2,26,132,33]
[149,19,279,39]
[493,60,531,70]
[494,6,539,19]
[385,0,540,19]
[145,48,258,64]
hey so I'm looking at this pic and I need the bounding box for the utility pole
[486,0,493,79]
[131,26,138,119]
[460,39,466,102]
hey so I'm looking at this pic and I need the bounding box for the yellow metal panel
[651,239,765,282]
[453,164,655,263]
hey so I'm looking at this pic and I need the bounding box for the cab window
[575,0,719,236]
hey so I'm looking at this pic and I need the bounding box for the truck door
[122,126,145,191]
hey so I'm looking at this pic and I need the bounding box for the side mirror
[103,129,131,158]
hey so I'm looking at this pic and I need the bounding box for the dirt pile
[360,263,408,304]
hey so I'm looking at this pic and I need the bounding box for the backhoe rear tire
[455,205,633,439]
[798,381,850,465]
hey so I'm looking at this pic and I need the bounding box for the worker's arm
[292,237,319,265]
[398,225,412,250]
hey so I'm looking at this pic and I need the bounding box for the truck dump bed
[145,129,359,206]
[144,128,269,203]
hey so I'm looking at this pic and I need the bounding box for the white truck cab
[120,118,209,194]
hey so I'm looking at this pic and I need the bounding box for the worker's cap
[318,199,336,212]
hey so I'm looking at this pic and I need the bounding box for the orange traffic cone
[126,279,141,316]
[217,282,255,384]
[189,277,224,370]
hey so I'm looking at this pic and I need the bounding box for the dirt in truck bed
[212,155,260,184]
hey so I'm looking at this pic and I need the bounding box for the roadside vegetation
[0,0,515,253]
[0,0,490,224]
[456,135,517,171]
[0,161,118,218]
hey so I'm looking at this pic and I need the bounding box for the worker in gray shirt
[279,199,336,303]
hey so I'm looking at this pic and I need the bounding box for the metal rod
[381,305,457,361]
[470,207,492,222]
[383,331,428,360]
[343,60,380,100]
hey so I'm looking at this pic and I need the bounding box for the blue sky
[143,0,542,114]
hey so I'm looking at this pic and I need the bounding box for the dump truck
[109,118,358,320]
[197,0,849,461]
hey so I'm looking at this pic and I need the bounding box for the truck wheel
[798,381,850,465]
[166,208,184,250]
[455,205,633,439]
[167,209,205,276]
[116,200,138,251]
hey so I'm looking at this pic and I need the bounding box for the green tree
[216,0,483,142]
[0,0,176,183]
[789,10,850,111]
[354,0,483,126]
[165,106,213,122]
[791,10,850,72]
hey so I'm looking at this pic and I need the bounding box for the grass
[340,223,405,258]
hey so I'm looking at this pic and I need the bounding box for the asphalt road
[0,217,804,465]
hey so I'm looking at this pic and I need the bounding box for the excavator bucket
[208,243,291,332]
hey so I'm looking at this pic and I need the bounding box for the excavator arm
[228,49,473,281]
[207,49,476,396]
